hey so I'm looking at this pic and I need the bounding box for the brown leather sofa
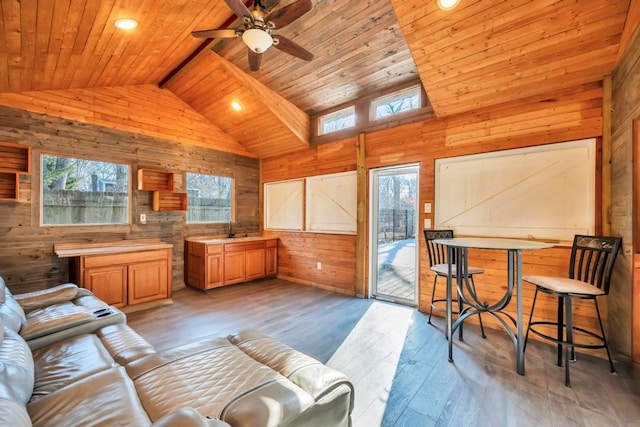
[0,276,126,350]
[0,280,354,426]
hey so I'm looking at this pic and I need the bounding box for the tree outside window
[186,172,233,223]
[41,155,129,225]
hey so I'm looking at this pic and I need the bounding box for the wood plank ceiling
[389,0,632,116]
[0,0,634,157]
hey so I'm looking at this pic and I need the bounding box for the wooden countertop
[185,236,277,245]
[54,239,173,258]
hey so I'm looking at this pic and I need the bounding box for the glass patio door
[370,164,419,306]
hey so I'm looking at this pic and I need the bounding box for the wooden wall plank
[0,104,259,295]
[611,18,640,361]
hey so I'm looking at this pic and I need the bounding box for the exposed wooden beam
[212,52,310,145]
[158,0,254,88]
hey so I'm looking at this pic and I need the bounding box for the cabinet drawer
[207,244,223,254]
[83,249,168,268]
[224,241,266,252]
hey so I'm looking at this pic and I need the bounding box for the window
[318,106,356,135]
[41,155,129,225]
[371,86,421,120]
[186,172,233,223]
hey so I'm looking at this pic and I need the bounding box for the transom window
[41,155,129,225]
[318,106,356,135]
[186,172,233,223]
[371,86,421,120]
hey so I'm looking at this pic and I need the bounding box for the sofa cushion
[230,331,354,406]
[0,327,34,405]
[97,323,157,365]
[21,303,96,340]
[28,367,151,427]
[132,341,315,426]
[31,334,116,402]
[13,283,79,312]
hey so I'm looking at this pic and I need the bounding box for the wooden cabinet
[83,265,127,307]
[185,238,277,290]
[224,251,247,285]
[128,260,169,305]
[56,241,173,308]
[245,247,266,281]
[266,239,278,276]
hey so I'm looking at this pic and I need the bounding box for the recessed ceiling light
[231,101,243,111]
[437,0,460,10]
[115,18,138,30]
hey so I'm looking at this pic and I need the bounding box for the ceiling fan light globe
[437,0,460,10]
[242,28,273,53]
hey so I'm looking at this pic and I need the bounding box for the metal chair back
[569,235,622,295]
[423,229,454,268]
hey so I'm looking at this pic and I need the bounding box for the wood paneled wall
[0,85,253,157]
[262,139,358,295]
[0,103,259,294]
[262,82,607,347]
[611,19,640,361]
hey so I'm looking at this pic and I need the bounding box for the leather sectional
[0,278,354,426]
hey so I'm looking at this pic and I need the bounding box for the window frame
[370,85,422,121]
[317,106,356,136]
[185,171,235,224]
[40,153,131,227]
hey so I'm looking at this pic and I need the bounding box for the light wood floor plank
[126,279,640,426]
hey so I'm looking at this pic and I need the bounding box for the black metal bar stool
[423,230,486,338]
[524,234,622,387]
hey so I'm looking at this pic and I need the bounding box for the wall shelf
[138,168,175,191]
[152,190,187,212]
[0,141,31,200]
[0,172,19,200]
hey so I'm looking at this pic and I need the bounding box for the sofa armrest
[152,408,231,427]
[13,283,79,312]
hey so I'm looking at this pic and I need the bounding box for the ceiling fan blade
[248,49,263,71]
[273,36,313,61]
[191,28,238,39]
[267,0,312,27]
[225,0,253,20]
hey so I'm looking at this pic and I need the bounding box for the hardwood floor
[126,279,640,427]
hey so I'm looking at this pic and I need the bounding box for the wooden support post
[633,119,640,364]
[355,133,367,298]
[602,74,612,236]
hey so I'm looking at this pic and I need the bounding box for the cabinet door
[224,252,245,285]
[186,251,205,289]
[246,248,266,281]
[128,260,169,305]
[83,266,127,307]
[206,254,223,289]
[266,245,277,276]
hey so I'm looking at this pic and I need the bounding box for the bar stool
[524,234,622,387]
[423,230,486,338]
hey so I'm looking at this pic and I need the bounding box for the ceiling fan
[192,0,314,72]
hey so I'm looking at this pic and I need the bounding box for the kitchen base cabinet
[55,241,173,308]
[185,238,277,290]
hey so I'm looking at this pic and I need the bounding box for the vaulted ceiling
[0,0,635,158]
